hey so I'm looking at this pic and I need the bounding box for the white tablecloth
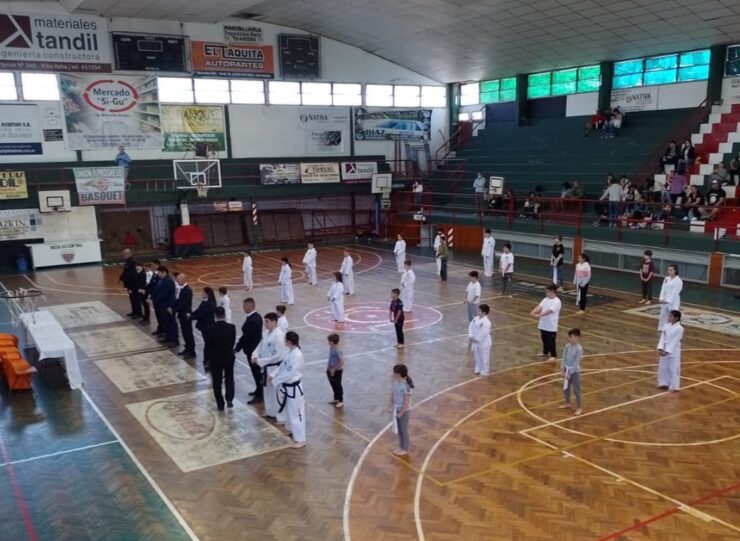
[19,311,82,390]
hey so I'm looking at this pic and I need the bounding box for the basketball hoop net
[195,182,209,198]
[0,288,45,327]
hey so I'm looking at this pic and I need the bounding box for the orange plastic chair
[0,352,35,391]
[0,333,19,347]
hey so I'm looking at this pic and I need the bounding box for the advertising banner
[73,167,126,206]
[191,41,274,79]
[0,209,42,241]
[297,109,348,155]
[160,105,226,152]
[721,76,740,104]
[300,162,340,184]
[0,171,29,200]
[353,108,432,141]
[260,163,301,185]
[224,24,263,44]
[610,87,658,112]
[341,162,378,181]
[27,240,102,268]
[60,74,162,149]
[0,13,111,72]
[0,104,42,155]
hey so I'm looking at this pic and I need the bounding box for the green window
[645,54,677,71]
[479,77,516,103]
[614,59,643,75]
[613,49,709,89]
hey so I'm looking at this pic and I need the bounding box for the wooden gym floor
[1,245,739,541]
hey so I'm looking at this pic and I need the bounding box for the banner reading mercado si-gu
[190,41,274,78]
[73,167,126,206]
[0,13,111,72]
[60,74,162,150]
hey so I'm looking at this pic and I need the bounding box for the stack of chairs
[0,333,36,391]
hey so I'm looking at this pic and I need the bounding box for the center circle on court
[303,301,442,333]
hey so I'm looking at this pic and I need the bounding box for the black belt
[277,380,303,413]
[261,360,282,387]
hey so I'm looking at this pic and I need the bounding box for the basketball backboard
[173,159,222,191]
[488,176,504,196]
[38,190,72,213]
[371,173,392,194]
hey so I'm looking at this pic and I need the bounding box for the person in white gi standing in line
[464,271,481,322]
[242,250,253,290]
[251,312,286,423]
[468,304,492,376]
[481,229,495,278]
[656,309,684,392]
[394,234,407,273]
[278,257,294,305]
[270,331,306,448]
[400,260,416,312]
[327,272,345,323]
[302,243,318,286]
[433,229,444,276]
[340,249,355,295]
[657,264,682,330]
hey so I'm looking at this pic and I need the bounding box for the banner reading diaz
[161,105,226,152]
[0,171,29,200]
[353,108,432,141]
[60,74,162,150]
[74,167,126,206]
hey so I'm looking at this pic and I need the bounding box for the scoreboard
[113,33,188,73]
[279,34,320,79]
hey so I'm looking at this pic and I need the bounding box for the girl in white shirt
[218,286,232,324]
[573,253,592,313]
[499,242,514,295]
[340,249,355,295]
[242,250,253,290]
[468,304,492,376]
[327,272,345,323]
[530,285,562,360]
[278,257,294,305]
[658,264,683,330]
[464,271,481,322]
[394,234,407,273]
[657,309,684,392]
[276,304,289,332]
[400,260,416,312]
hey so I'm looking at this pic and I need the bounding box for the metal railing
[434,105,487,162]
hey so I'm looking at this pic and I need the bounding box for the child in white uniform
[278,257,294,305]
[481,229,495,278]
[658,264,683,330]
[218,286,232,324]
[302,243,318,286]
[271,331,306,448]
[275,305,289,333]
[433,229,444,275]
[251,312,286,421]
[327,272,345,323]
[657,309,684,392]
[530,284,561,360]
[242,251,253,290]
[400,260,416,312]
[394,234,407,273]
[464,271,481,322]
[499,242,514,295]
[468,304,492,376]
[340,249,355,295]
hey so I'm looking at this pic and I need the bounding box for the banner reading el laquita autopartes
[353,108,432,141]
[259,163,301,185]
[610,87,659,112]
[60,74,162,150]
[0,104,42,155]
[0,208,42,241]
[160,105,227,152]
[0,171,29,200]
[300,162,340,183]
[73,167,126,206]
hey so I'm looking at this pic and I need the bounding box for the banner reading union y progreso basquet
[73,167,126,206]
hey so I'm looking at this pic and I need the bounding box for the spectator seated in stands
[708,162,730,186]
[682,185,704,222]
[730,153,740,185]
[584,110,606,137]
[521,191,541,219]
[604,107,623,138]
[677,139,695,172]
[668,169,687,204]
[623,185,644,216]
[660,140,679,172]
[698,180,727,221]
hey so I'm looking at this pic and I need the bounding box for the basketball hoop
[0,288,46,327]
[195,182,209,198]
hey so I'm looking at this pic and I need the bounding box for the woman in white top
[657,309,684,392]
[393,234,407,273]
[217,286,232,324]
[340,249,355,295]
[573,253,592,314]
[242,250,253,290]
[302,243,318,286]
[327,272,345,323]
[658,264,682,330]
[270,331,306,448]
[400,260,416,312]
[278,257,294,305]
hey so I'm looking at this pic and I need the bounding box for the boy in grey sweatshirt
[560,328,583,415]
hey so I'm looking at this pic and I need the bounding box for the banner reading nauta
[161,105,226,152]
[353,108,432,141]
[60,74,162,150]
[73,167,126,206]
[0,171,29,200]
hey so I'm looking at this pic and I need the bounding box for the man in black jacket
[151,266,178,346]
[147,259,162,335]
[118,249,141,318]
[204,307,237,411]
[173,273,195,358]
[133,262,148,324]
[234,298,263,404]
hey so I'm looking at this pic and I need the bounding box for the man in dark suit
[147,259,162,335]
[173,273,195,358]
[234,298,263,404]
[118,248,141,318]
[133,262,148,324]
[151,266,178,347]
[204,306,237,411]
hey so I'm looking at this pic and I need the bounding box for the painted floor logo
[304,301,442,333]
[0,15,33,48]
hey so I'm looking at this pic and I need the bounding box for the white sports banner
[341,161,377,181]
[0,104,42,155]
[300,162,340,183]
[0,208,42,241]
[610,87,658,112]
[60,74,162,149]
[73,167,126,205]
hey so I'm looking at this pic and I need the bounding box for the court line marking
[0,440,119,468]
[80,389,199,541]
[0,435,38,541]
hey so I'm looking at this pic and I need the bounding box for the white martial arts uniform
[468,315,492,376]
[394,240,407,272]
[657,321,684,391]
[433,233,443,274]
[272,346,306,443]
[657,275,683,329]
[328,281,345,322]
[302,247,318,285]
[465,280,481,322]
[242,255,253,289]
[218,294,232,324]
[481,235,495,277]
[277,315,289,333]
[254,327,286,420]
[400,268,416,312]
[279,264,294,305]
[340,254,355,295]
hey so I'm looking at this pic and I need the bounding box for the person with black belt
[191,287,217,366]
[235,298,263,404]
[251,312,286,420]
[174,273,194,358]
[151,266,178,347]
[270,331,306,448]
[119,248,141,318]
[203,307,236,411]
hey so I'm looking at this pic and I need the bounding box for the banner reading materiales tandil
[73,167,126,206]
[161,105,227,152]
